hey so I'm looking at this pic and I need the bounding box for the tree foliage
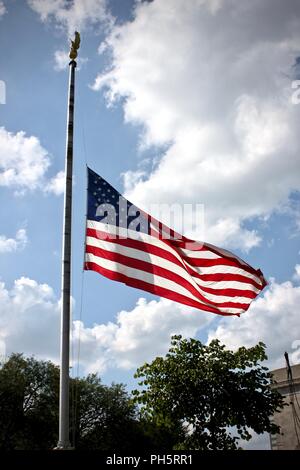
[133,335,285,450]
[72,374,138,450]
[0,353,178,450]
[0,353,60,449]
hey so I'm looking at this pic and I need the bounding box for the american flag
[84,167,267,316]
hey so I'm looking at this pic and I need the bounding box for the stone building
[270,363,300,450]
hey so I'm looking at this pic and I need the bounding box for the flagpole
[57,32,80,450]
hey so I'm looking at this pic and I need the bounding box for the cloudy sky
[1,0,300,449]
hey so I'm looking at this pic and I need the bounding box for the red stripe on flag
[85,244,250,309]
[84,261,243,316]
[85,216,266,316]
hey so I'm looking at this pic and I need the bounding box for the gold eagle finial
[69,31,81,60]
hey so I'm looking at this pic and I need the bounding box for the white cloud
[28,0,113,35]
[207,278,300,370]
[0,1,6,18]
[93,0,300,251]
[54,49,88,71]
[77,274,300,374]
[0,229,28,253]
[44,170,65,195]
[0,126,63,195]
[0,276,212,373]
[0,277,60,362]
[73,297,213,373]
[1,270,300,381]
[293,264,300,282]
[0,127,50,191]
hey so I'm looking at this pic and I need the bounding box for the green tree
[133,335,285,450]
[0,354,141,450]
[0,353,59,449]
[0,353,179,450]
[72,374,182,450]
[73,374,137,450]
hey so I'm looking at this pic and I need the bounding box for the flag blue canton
[87,167,150,234]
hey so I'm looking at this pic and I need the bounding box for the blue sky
[0,0,300,449]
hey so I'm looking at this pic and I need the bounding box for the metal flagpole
[57,32,80,450]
